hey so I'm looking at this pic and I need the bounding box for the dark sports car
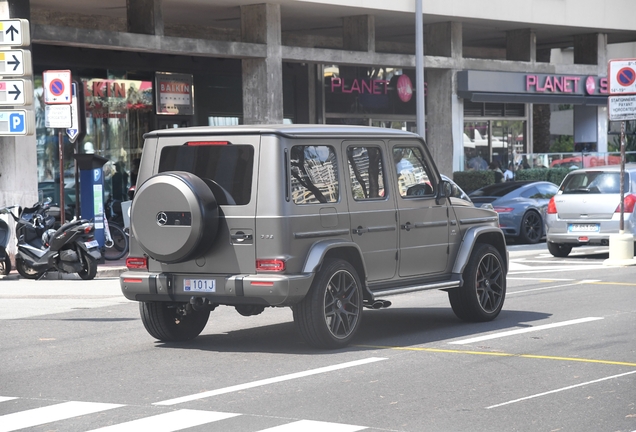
[469,181,558,244]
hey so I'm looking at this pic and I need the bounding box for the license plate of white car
[568,224,599,232]
[85,240,99,248]
[184,279,216,292]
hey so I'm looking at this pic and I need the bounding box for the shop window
[290,145,339,204]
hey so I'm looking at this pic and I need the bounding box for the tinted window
[470,182,526,198]
[159,143,253,205]
[290,145,339,204]
[393,146,434,197]
[347,146,385,200]
[561,172,629,194]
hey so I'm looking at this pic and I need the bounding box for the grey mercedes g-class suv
[120,125,507,349]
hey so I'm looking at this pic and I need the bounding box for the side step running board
[372,280,460,298]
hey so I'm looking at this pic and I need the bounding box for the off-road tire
[140,302,210,342]
[449,243,506,322]
[293,259,363,349]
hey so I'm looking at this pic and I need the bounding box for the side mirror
[436,179,452,204]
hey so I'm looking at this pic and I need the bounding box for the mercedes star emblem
[156,211,168,226]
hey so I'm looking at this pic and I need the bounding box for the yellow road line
[580,280,636,286]
[355,345,636,367]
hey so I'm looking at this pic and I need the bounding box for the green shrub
[513,168,568,185]
[546,168,569,186]
[452,170,495,193]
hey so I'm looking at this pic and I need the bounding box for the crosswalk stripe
[0,397,18,403]
[258,419,368,432]
[86,409,240,432]
[0,401,123,432]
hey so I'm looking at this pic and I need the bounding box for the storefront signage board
[0,19,30,46]
[608,59,636,95]
[608,95,636,121]
[155,72,194,116]
[0,79,31,105]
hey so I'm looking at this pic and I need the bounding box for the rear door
[343,141,398,282]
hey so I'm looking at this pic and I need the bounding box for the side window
[347,146,385,200]
[393,146,434,198]
[520,186,540,199]
[290,145,339,204]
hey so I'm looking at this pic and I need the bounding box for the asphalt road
[1,245,635,432]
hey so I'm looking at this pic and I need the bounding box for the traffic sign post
[0,18,34,137]
[0,19,30,46]
[608,59,636,95]
[66,82,83,143]
[0,79,32,105]
[43,70,72,104]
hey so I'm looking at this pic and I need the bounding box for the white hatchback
[545,164,636,257]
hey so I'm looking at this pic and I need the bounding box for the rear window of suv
[158,143,254,205]
[561,171,629,194]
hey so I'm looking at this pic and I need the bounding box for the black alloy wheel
[520,211,542,244]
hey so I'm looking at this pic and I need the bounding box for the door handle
[352,226,368,236]
[401,222,412,231]
[231,232,253,242]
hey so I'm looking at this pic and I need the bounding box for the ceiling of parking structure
[30,0,636,49]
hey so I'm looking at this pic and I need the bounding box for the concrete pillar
[241,4,283,125]
[574,33,607,68]
[427,69,459,176]
[0,0,37,209]
[425,22,462,59]
[506,29,536,62]
[343,15,375,52]
[126,0,164,36]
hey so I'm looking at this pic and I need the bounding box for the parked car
[469,181,559,244]
[120,125,508,349]
[545,164,636,257]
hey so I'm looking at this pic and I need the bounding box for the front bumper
[120,271,315,306]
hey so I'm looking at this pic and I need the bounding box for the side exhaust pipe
[363,299,392,309]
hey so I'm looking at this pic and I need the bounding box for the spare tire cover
[131,171,219,263]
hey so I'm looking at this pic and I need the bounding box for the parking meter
[74,154,109,247]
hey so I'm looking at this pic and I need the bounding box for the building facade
[1,0,635,207]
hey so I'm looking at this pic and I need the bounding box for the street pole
[620,120,625,233]
[415,0,425,138]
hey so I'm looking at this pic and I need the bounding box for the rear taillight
[547,197,557,214]
[256,259,285,272]
[126,256,148,270]
[615,194,636,213]
[493,207,513,213]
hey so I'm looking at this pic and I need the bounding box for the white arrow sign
[0,79,32,105]
[0,19,30,47]
[0,49,31,76]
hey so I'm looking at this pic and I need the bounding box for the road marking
[153,357,388,406]
[0,396,17,403]
[355,346,636,367]
[448,317,604,345]
[508,264,608,275]
[486,370,636,409]
[507,277,575,281]
[259,420,368,431]
[508,281,585,294]
[0,401,123,432]
[86,409,240,431]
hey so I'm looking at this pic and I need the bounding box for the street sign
[608,59,636,95]
[0,19,30,46]
[609,95,636,121]
[43,69,72,104]
[0,109,34,135]
[66,82,80,142]
[0,79,32,105]
[0,49,31,76]
[45,104,72,128]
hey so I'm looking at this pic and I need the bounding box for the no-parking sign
[43,69,72,104]
[608,59,636,95]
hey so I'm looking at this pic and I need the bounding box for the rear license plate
[568,224,599,232]
[85,240,99,248]
[184,279,216,293]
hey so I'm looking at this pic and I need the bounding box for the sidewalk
[97,257,127,278]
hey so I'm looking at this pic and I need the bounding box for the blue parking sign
[9,112,24,133]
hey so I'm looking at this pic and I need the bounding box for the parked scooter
[7,203,101,280]
[0,207,12,275]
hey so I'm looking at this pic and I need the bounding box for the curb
[97,266,127,278]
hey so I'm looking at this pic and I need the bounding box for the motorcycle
[0,207,12,275]
[7,203,101,280]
